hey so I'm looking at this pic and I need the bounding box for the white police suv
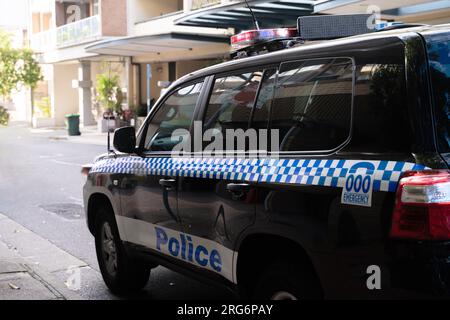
[83,16,450,299]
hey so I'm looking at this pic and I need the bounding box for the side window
[203,71,263,151]
[351,63,408,152]
[426,36,450,153]
[251,69,277,131]
[271,58,353,152]
[144,82,203,152]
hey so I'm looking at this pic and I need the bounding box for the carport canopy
[85,32,230,57]
[174,0,315,32]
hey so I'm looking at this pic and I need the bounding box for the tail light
[231,28,298,50]
[390,170,450,240]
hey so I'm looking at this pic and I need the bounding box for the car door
[176,68,277,283]
[118,81,204,257]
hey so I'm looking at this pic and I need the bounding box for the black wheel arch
[87,193,116,235]
[235,230,324,298]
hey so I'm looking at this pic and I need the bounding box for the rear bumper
[387,241,450,297]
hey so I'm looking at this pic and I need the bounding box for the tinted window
[271,58,353,152]
[351,63,409,153]
[203,71,263,151]
[251,69,277,131]
[426,36,450,153]
[144,82,203,151]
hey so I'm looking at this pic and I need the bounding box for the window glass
[426,36,450,153]
[351,63,409,152]
[271,58,353,152]
[251,69,277,131]
[144,82,203,152]
[203,71,263,151]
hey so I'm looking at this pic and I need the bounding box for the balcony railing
[30,15,101,52]
[190,0,222,10]
[30,29,56,52]
[56,15,101,48]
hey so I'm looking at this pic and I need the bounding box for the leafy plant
[0,29,43,125]
[95,73,123,115]
[35,96,51,118]
[0,106,9,126]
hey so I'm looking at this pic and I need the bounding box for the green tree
[0,29,43,125]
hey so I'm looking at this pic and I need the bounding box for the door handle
[159,178,176,190]
[227,183,251,193]
[226,183,251,200]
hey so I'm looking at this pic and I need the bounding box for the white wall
[127,0,182,33]
[51,63,78,126]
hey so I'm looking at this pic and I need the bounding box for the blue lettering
[345,174,354,191]
[168,237,180,256]
[155,227,168,251]
[180,234,186,260]
[154,227,223,273]
[187,235,193,262]
[209,249,222,272]
[195,245,209,267]
[354,175,362,193]
[362,175,371,193]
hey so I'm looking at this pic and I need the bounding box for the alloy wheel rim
[271,291,298,300]
[101,222,118,277]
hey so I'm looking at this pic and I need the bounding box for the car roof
[171,23,450,88]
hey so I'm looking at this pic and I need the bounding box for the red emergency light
[231,28,298,50]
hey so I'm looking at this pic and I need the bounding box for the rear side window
[203,71,263,152]
[270,58,353,152]
[204,71,262,132]
[426,35,450,153]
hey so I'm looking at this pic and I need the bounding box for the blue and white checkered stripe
[90,157,428,192]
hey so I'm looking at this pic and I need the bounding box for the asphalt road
[0,123,233,300]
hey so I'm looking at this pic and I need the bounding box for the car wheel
[95,207,150,295]
[253,260,322,300]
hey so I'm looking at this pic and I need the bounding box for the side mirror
[113,126,136,154]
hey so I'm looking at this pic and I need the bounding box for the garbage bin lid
[65,114,80,118]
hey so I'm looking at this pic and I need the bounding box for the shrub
[35,96,51,118]
[0,106,9,126]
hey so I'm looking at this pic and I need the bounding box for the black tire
[253,260,322,300]
[94,207,150,295]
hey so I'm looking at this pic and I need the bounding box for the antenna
[243,0,260,30]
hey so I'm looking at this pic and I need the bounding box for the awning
[85,32,230,57]
[175,0,315,32]
[315,0,450,22]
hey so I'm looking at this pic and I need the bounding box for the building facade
[26,0,450,128]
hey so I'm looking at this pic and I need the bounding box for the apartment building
[26,0,450,128]
[28,0,231,128]
[29,0,128,127]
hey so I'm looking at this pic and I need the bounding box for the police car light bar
[297,14,374,40]
[390,170,450,240]
[231,28,298,50]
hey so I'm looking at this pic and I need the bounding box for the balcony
[31,15,101,52]
[188,0,222,11]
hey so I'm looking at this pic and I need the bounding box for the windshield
[425,34,450,153]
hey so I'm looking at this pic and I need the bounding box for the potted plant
[95,73,123,133]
